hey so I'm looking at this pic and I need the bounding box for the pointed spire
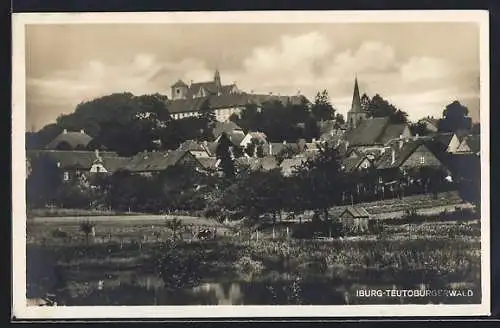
[350,75,362,113]
[214,67,221,90]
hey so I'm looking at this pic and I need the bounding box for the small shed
[339,206,370,233]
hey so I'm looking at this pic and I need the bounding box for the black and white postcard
[12,10,490,319]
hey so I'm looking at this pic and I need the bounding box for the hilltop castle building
[167,70,307,122]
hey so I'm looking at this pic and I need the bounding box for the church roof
[171,79,189,88]
[344,117,409,146]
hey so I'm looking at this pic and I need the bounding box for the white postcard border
[11,10,491,319]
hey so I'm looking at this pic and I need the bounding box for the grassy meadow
[26,208,481,306]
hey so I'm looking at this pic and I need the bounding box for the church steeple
[350,75,362,113]
[347,75,367,130]
[214,68,221,90]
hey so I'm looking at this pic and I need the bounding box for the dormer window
[420,156,425,164]
[63,172,70,181]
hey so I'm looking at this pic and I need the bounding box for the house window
[420,156,425,164]
[378,176,383,184]
[362,161,369,169]
[96,166,101,172]
[176,89,180,94]
[63,172,70,181]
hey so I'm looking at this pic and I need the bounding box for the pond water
[62,279,481,306]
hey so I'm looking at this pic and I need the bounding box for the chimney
[282,140,287,145]
[80,129,85,134]
[399,139,404,150]
[268,143,272,155]
[63,129,67,134]
[391,148,396,165]
[345,141,349,152]
[203,140,208,146]
[330,130,334,137]
[94,148,100,159]
[312,138,316,143]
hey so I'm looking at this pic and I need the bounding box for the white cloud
[400,56,456,83]
[27,33,479,129]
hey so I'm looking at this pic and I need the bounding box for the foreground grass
[27,218,481,305]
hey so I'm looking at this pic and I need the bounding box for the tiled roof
[124,150,198,172]
[248,131,268,142]
[212,121,244,137]
[177,140,206,153]
[375,139,429,169]
[204,141,219,157]
[171,79,188,88]
[197,157,219,170]
[45,131,93,150]
[344,117,410,146]
[27,150,126,172]
[341,156,370,173]
[188,82,218,97]
[341,206,370,218]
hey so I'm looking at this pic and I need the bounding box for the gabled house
[213,121,246,146]
[235,156,279,173]
[239,131,268,149]
[264,141,301,157]
[456,134,480,155]
[339,206,371,233]
[375,139,449,185]
[340,155,372,173]
[176,140,211,158]
[45,129,93,150]
[433,133,461,153]
[27,149,129,182]
[418,117,439,133]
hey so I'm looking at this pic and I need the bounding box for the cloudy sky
[25,22,480,131]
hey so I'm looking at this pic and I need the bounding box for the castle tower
[347,76,367,130]
[171,79,189,100]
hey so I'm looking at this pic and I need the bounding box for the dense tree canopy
[365,94,409,124]
[438,101,472,132]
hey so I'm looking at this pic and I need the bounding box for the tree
[26,123,62,150]
[311,90,335,122]
[410,122,432,136]
[26,154,63,208]
[335,113,345,126]
[294,145,345,220]
[360,93,370,111]
[198,99,217,126]
[79,220,95,246]
[438,101,472,132]
[216,132,235,179]
[165,218,183,241]
[472,123,480,135]
[366,94,409,124]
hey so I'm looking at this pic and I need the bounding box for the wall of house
[400,145,442,169]
[446,135,461,153]
[214,107,243,122]
[171,111,199,120]
[454,140,471,153]
[90,163,108,173]
[339,212,369,233]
